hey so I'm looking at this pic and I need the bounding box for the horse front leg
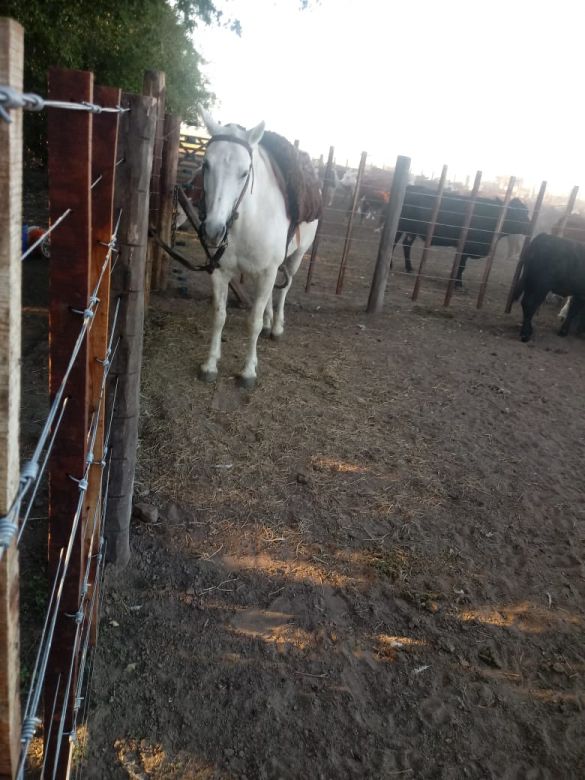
[198,268,230,383]
[238,266,279,389]
[261,293,274,337]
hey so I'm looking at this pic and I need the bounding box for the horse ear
[246,121,265,147]
[200,107,222,137]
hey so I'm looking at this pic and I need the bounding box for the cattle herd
[318,161,585,342]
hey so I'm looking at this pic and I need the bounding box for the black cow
[393,186,531,287]
[513,233,585,342]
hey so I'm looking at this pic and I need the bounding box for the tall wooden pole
[0,17,23,780]
[46,66,94,779]
[444,170,482,306]
[156,113,181,290]
[504,181,547,313]
[476,176,516,309]
[553,185,579,237]
[106,93,157,566]
[336,151,367,295]
[367,155,411,313]
[412,164,448,301]
[142,70,166,298]
[305,145,335,292]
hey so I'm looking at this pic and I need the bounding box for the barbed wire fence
[0,16,178,779]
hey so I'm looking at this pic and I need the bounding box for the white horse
[198,110,319,388]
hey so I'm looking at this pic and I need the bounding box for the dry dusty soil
[79,199,585,780]
[20,187,584,778]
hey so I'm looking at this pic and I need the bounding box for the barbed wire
[0,85,129,124]
[1,212,122,561]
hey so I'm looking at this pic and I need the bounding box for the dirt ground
[76,198,585,779]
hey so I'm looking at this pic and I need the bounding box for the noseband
[197,135,254,273]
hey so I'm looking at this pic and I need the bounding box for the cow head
[503,198,531,236]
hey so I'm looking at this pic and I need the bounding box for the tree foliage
[0,0,216,120]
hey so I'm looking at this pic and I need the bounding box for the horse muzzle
[202,220,227,248]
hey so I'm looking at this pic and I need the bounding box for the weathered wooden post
[0,17,23,779]
[106,93,157,566]
[86,84,120,642]
[476,176,516,308]
[156,113,181,290]
[553,185,579,237]
[46,66,94,779]
[305,145,335,292]
[444,170,482,306]
[412,164,448,301]
[366,155,411,313]
[336,151,367,295]
[142,70,166,297]
[504,181,547,313]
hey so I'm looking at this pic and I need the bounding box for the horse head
[200,108,265,246]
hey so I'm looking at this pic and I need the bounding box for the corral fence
[0,17,180,779]
[305,149,580,313]
[172,135,580,316]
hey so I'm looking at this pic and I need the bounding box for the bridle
[196,134,254,273]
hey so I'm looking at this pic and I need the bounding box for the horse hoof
[520,334,531,343]
[261,327,272,339]
[198,366,218,383]
[270,331,283,342]
[236,374,256,390]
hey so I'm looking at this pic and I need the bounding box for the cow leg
[403,234,416,273]
[455,255,468,289]
[199,268,231,382]
[239,265,279,388]
[520,287,547,342]
[559,295,584,337]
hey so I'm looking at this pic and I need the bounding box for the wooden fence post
[504,181,547,313]
[476,176,516,308]
[143,70,166,297]
[366,155,411,313]
[412,164,448,301]
[444,170,482,306]
[305,145,335,292]
[336,151,367,295]
[46,66,94,779]
[86,84,121,643]
[553,185,579,237]
[156,113,181,291]
[0,17,23,779]
[106,93,157,567]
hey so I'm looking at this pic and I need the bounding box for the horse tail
[274,264,290,290]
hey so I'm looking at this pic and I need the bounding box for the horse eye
[240,171,248,180]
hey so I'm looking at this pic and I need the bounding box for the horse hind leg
[271,247,304,340]
[199,268,230,382]
[261,294,273,338]
[559,295,584,337]
[520,286,547,342]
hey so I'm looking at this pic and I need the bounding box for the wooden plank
[106,93,157,566]
[86,84,120,644]
[504,181,547,313]
[366,155,411,313]
[336,151,367,295]
[412,165,448,301]
[476,176,516,309]
[45,67,93,779]
[156,113,181,290]
[142,70,166,297]
[305,145,335,292]
[553,185,579,237]
[0,18,23,779]
[444,170,482,306]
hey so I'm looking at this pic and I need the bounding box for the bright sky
[193,0,583,196]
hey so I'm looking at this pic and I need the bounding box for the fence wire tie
[20,716,42,743]
[65,609,85,625]
[69,475,89,492]
[0,518,19,551]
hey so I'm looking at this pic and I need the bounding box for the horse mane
[259,131,322,228]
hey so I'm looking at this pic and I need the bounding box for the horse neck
[238,146,286,223]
